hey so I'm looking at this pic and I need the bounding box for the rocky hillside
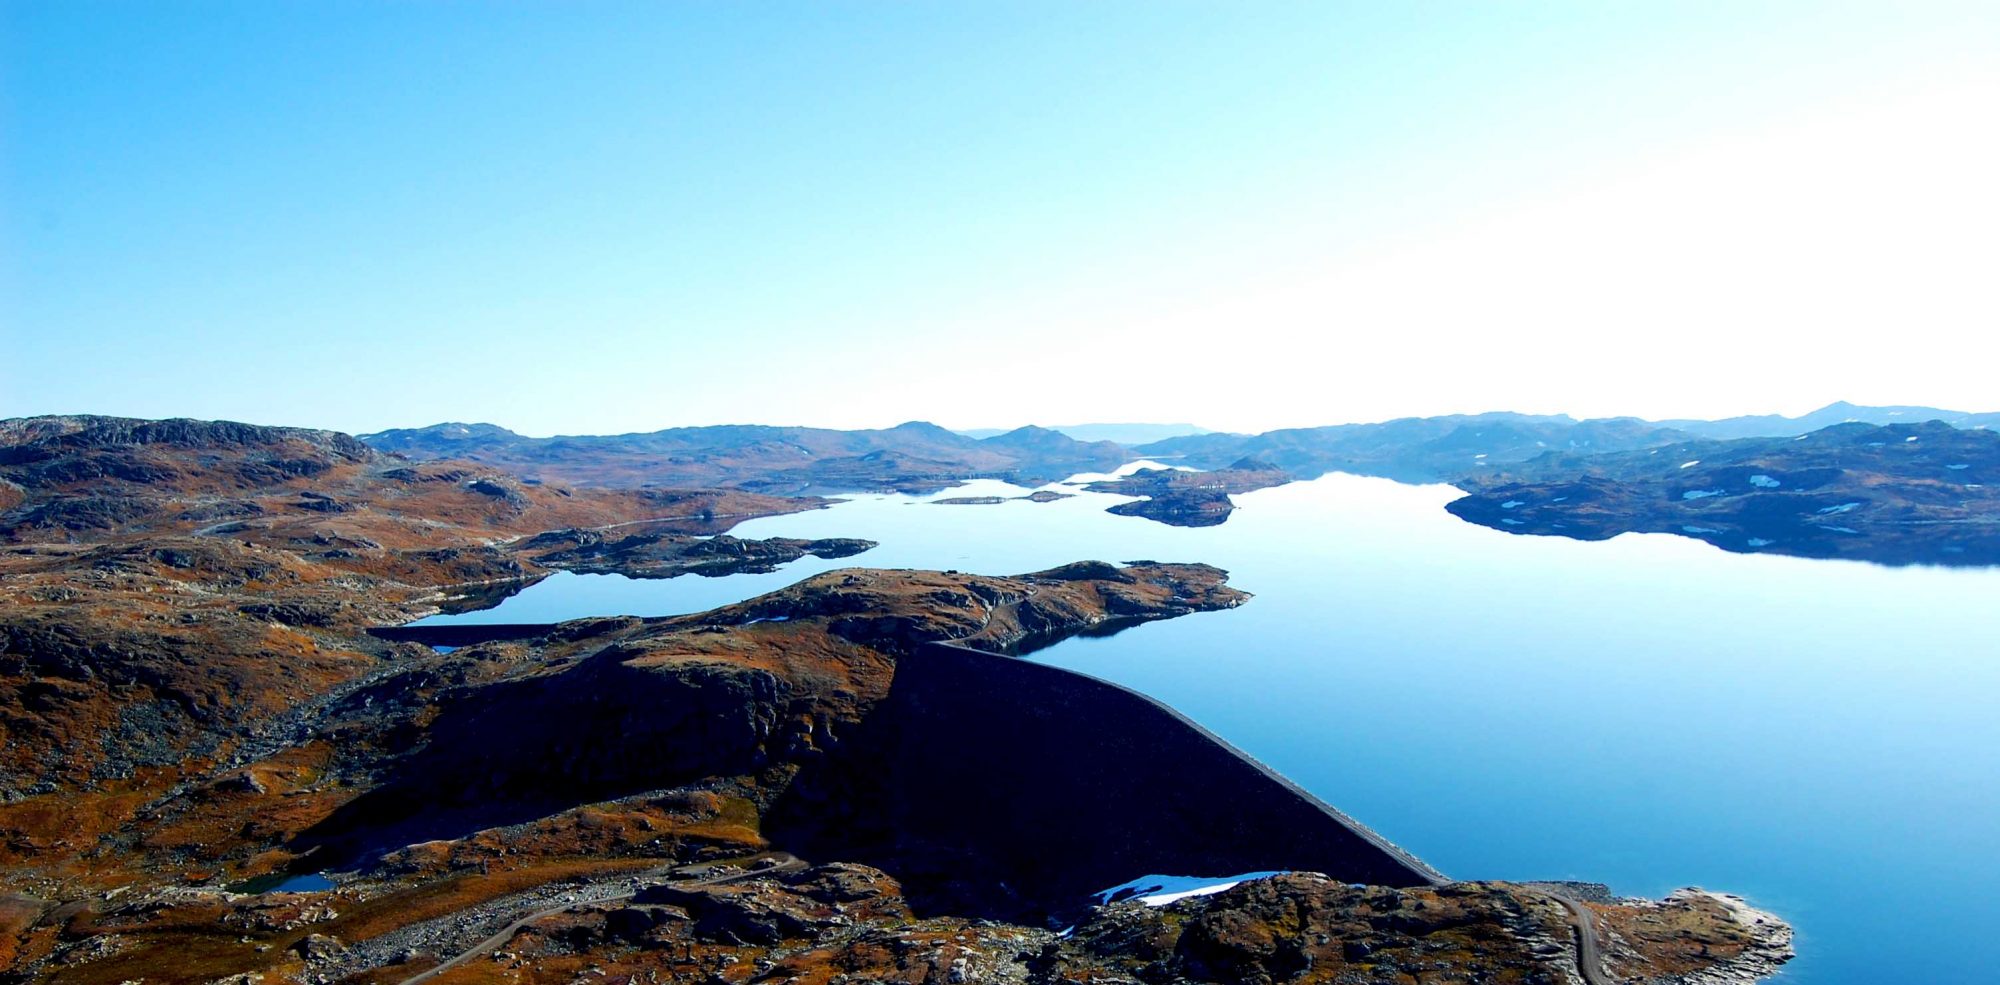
[0,415,818,548]
[1447,421,2000,565]
[0,415,825,800]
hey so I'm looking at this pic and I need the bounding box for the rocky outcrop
[1593,888,1795,984]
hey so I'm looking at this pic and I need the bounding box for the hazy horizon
[7,3,1997,434]
[6,395,1983,443]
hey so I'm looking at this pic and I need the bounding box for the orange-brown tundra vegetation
[0,416,1788,984]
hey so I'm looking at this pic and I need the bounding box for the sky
[4,2,1997,436]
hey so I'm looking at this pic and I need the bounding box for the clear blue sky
[5,2,1995,435]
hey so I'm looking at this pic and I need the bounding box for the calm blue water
[420,468,2000,984]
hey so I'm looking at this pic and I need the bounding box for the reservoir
[419,468,2000,984]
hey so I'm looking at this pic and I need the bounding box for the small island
[932,489,1075,506]
[1088,457,1292,527]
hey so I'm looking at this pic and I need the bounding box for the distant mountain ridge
[362,403,1998,492]
[1134,414,1687,484]
[1660,400,2000,440]
[358,420,1126,493]
[954,423,1213,444]
[1133,402,1998,484]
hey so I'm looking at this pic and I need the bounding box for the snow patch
[1095,872,1287,908]
[1683,525,1723,534]
[1682,489,1725,500]
[1747,538,1777,548]
[1749,475,1782,488]
[1817,502,1862,515]
[1500,500,1525,510]
[1948,464,1971,470]
[1679,460,1701,469]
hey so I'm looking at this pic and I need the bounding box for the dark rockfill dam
[766,641,1445,919]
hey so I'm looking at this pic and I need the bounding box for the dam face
[766,642,1445,919]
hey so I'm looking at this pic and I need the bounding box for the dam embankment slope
[767,641,1445,917]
